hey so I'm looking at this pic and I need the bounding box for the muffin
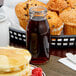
[15,0,47,29]
[0,47,31,76]
[47,0,68,12]
[65,0,76,7]
[60,6,76,35]
[47,11,63,35]
[15,0,63,35]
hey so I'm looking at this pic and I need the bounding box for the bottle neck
[30,14,46,21]
[29,6,47,20]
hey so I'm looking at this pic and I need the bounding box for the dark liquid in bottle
[26,16,50,64]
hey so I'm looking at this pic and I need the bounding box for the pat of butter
[0,55,10,68]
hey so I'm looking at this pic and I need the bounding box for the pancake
[0,47,31,73]
[5,47,31,63]
[0,64,31,76]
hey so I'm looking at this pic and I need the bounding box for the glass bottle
[26,6,50,64]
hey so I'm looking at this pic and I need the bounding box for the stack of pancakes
[0,47,31,76]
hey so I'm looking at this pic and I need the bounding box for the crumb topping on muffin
[60,6,76,26]
[47,0,68,12]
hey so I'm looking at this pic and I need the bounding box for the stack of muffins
[15,0,76,35]
[47,0,76,35]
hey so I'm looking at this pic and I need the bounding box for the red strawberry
[32,68,42,76]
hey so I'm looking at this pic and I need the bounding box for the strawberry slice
[32,68,42,76]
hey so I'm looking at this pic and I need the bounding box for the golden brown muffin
[15,2,29,20]
[19,19,28,30]
[15,0,47,30]
[27,0,47,8]
[15,0,63,35]
[65,0,76,7]
[47,11,63,35]
[60,6,76,35]
[47,0,68,12]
